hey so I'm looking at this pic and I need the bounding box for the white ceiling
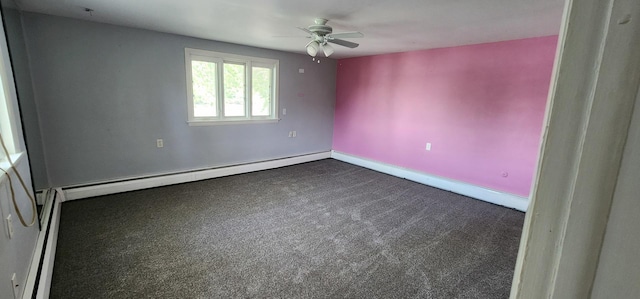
[9,0,565,58]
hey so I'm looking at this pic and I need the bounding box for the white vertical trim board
[331,151,529,211]
[34,189,62,299]
[20,193,50,299]
[63,152,331,201]
[21,189,61,299]
[511,0,640,297]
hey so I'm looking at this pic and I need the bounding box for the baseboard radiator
[22,188,62,299]
[331,151,529,211]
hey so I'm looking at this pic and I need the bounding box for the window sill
[187,119,280,126]
[0,152,25,183]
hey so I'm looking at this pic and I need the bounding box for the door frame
[511,0,640,297]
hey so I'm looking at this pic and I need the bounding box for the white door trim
[511,0,640,297]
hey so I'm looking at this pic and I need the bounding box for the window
[185,48,279,125]
[0,42,18,162]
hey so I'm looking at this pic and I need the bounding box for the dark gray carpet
[51,159,524,298]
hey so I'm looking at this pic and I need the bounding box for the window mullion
[217,60,224,119]
[246,61,252,119]
[271,66,276,117]
[270,67,274,117]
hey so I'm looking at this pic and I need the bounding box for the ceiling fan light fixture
[306,41,319,57]
[296,19,363,58]
[322,43,334,57]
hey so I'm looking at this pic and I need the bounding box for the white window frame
[185,48,279,125]
[0,19,20,162]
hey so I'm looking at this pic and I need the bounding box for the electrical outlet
[292,131,297,138]
[282,108,287,115]
[11,272,19,299]
[426,143,432,151]
[5,215,13,239]
[156,139,164,148]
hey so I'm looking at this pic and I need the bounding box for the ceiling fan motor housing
[308,18,332,36]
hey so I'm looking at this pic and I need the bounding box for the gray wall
[3,8,48,189]
[0,155,38,299]
[22,13,337,187]
[0,7,39,298]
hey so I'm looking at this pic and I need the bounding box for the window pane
[252,67,272,116]
[191,60,217,117]
[0,70,11,160]
[223,63,245,117]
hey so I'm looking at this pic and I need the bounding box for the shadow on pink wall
[332,36,558,197]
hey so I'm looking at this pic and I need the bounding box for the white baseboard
[35,189,62,299]
[63,152,331,201]
[22,188,62,299]
[331,151,529,211]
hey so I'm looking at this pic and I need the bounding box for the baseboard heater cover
[330,150,529,211]
[22,188,62,299]
[62,152,331,201]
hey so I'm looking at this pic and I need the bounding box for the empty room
[1,0,639,298]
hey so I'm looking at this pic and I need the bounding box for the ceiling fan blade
[273,35,311,38]
[297,27,313,35]
[328,38,359,48]
[329,32,364,39]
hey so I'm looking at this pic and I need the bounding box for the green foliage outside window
[252,67,271,116]
[192,61,217,117]
[223,63,246,116]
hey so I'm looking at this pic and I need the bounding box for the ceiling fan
[297,18,364,58]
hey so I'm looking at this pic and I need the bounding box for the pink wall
[333,36,558,197]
